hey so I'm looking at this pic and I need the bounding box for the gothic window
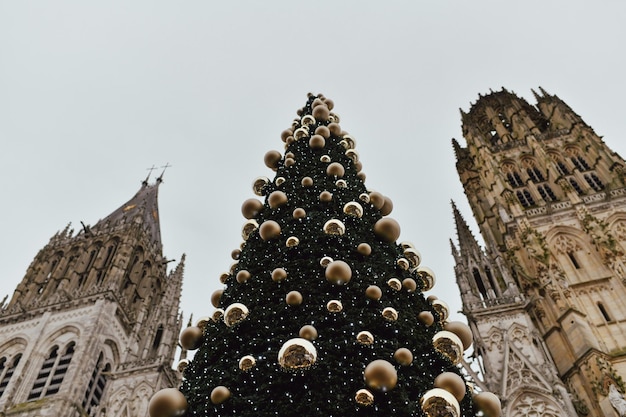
[60,253,78,279]
[152,324,164,352]
[516,189,535,208]
[502,163,523,187]
[28,342,75,400]
[598,302,612,322]
[571,155,591,171]
[472,268,488,299]
[556,161,570,175]
[569,178,583,194]
[537,184,557,202]
[497,113,511,131]
[584,173,604,191]
[82,353,110,416]
[485,266,500,293]
[567,251,581,269]
[0,353,21,398]
[554,235,583,270]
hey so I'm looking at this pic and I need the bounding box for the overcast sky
[2,1,625,329]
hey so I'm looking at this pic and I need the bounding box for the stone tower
[0,176,184,417]
[452,88,626,416]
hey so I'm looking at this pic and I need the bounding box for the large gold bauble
[418,311,435,326]
[382,307,398,321]
[369,191,385,209]
[224,303,249,327]
[281,129,293,142]
[323,219,346,235]
[241,198,264,219]
[403,248,421,267]
[420,388,460,417]
[393,348,413,366]
[343,202,364,218]
[416,266,436,292]
[278,338,317,370]
[373,218,401,242]
[315,125,330,138]
[357,243,372,256]
[364,359,397,392]
[434,372,466,402]
[309,134,326,149]
[380,196,394,216]
[229,261,239,274]
[286,291,303,306]
[236,270,251,284]
[252,177,270,196]
[271,267,287,282]
[180,326,203,350]
[268,191,288,208]
[387,278,402,291]
[325,260,352,284]
[355,389,375,406]
[211,289,223,308]
[444,321,473,351]
[402,278,417,292]
[356,331,375,345]
[326,162,345,177]
[241,220,259,241]
[148,388,188,417]
[326,299,343,312]
[264,150,282,171]
[313,104,330,121]
[473,392,502,417]
[210,386,231,405]
[259,220,281,241]
[365,285,382,300]
[431,299,449,322]
[433,331,464,365]
[299,325,318,340]
[328,122,342,136]
[239,355,256,371]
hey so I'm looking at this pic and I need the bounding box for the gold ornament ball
[280,129,293,142]
[315,125,330,138]
[420,388,460,417]
[404,248,421,267]
[357,172,366,182]
[357,243,372,256]
[312,104,330,121]
[380,196,394,216]
[355,389,375,406]
[211,308,224,321]
[326,162,345,177]
[345,149,359,163]
[236,270,251,284]
[402,278,417,292]
[264,150,282,170]
[311,97,325,108]
[369,191,385,209]
[324,98,334,110]
[397,258,410,270]
[325,260,352,285]
[432,331,464,365]
[393,348,413,366]
[301,113,316,126]
[328,122,341,136]
[335,179,347,188]
[319,191,333,202]
[418,311,435,326]
[344,202,364,218]
[241,198,264,219]
[268,191,288,208]
[431,299,450,322]
[239,355,256,372]
[177,358,189,373]
[301,176,313,187]
[320,154,331,163]
[364,359,398,392]
[434,372,466,402]
[444,321,473,351]
[387,278,402,291]
[259,220,281,241]
[224,303,249,327]
[278,338,317,370]
[271,267,288,282]
[211,289,223,308]
[293,207,307,219]
[219,272,229,284]
[241,219,259,241]
[427,294,438,302]
[323,219,346,235]
[382,307,399,321]
[309,134,326,149]
[320,256,334,267]
[286,236,300,247]
[359,192,370,203]
[356,331,375,345]
[416,266,436,292]
[229,261,239,274]
[284,157,296,167]
[180,326,203,350]
[299,325,318,340]
[286,291,303,306]
[473,392,502,417]
[326,299,343,312]
[365,285,382,300]
[231,248,241,260]
[275,176,286,186]
[252,176,270,196]
[355,160,363,172]
[195,316,210,331]
[148,388,188,417]
[210,386,231,405]
[374,218,401,242]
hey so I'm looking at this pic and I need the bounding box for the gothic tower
[452,88,626,416]
[0,176,184,417]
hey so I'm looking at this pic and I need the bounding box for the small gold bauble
[268,191,288,208]
[312,104,330,121]
[239,355,256,371]
[320,155,331,163]
[355,160,363,172]
[393,348,413,366]
[431,299,450,322]
[420,388,460,417]
[195,317,210,331]
[294,127,309,140]
[299,325,318,340]
[380,196,394,216]
[325,260,352,285]
[418,311,435,326]
[444,321,473,351]
[416,266,436,292]
[403,248,421,267]
[224,303,249,327]
[365,285,382,300]
[359,192,370,203]
[211,289,223,308]
[369,191,385,209]
[387,278,402,291]
[180,326,203,350]
[271,267,288,282]
[293,207,307,219]
[148,388,188,417]
[219,272,229,284]
[252,176,270,196]
[229,261,239,274]
[345,149,359,163]
[264,150,282,171]
[236,270,251,284]
[326,162,345,177]
[319,190,333,202]
[473,392,502,417]
[241,219,259,241]
[320,256,334,267]
[177,358,189,373]
[364,359,397,392]
[433,331,464,365]
[382,307,398,321]
[281,129,293,142]
[343,202,364,218]
[326,299,343,312]
[301,114,316,127]
[323,219,346,235]
[355,389,375,406]
[309,134,326,149]
[315,125,330,138]
[231,248,241,260]
[328,122,341,136]
[286,291,303,306]
[210,386,231,405]
[335,179,347,188]
[285,151,295,159]
[342,134,356,149]
[373,218,401,242]
[434,372,466,402]
[357,243,372,256]
[286,236,300,247]
[356,331,375,345]
[241,198,264,219]
[259,220,281,241]
[275,176,286,186]
[211,308,224,322]
[301,176,313,187]
[397,258,410,270]
[400,241,415,250]
[402,278,417,292]
[278,338,317,370]
[357,171,366,182]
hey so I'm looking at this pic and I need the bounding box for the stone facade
[452,88,626,416]
[0,178,183,416]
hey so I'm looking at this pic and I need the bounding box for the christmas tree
[149,94,501,417]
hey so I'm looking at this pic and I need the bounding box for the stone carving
[609,384,626,416]
[510,394,562,417]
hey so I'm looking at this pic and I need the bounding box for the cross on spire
[157,162,172,183]
[143,165,158,185]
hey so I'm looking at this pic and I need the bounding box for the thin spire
[451,200,481,257]
[144,165,158,186]
[157,162,172,183]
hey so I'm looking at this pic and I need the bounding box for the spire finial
[157,162,172,183]
[144,165,158,186]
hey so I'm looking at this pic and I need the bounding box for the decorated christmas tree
[149,95,501,417]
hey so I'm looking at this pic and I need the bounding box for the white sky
[1,1,625,326]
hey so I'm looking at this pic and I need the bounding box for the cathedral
[452,88,626,416]
[0,176,184,416]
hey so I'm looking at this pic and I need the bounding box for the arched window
[152,324,164,352]
[537,184,557,202]
[28,342,75,400]
[82,353,111,416]
[569,178,583,194]
[566,148,591,171]
[516,190,535,208]
[0,353,21,398]
[502,163,523,187]
[584,173,604,191]
[472,268,488,299]
[598,302,612,322]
